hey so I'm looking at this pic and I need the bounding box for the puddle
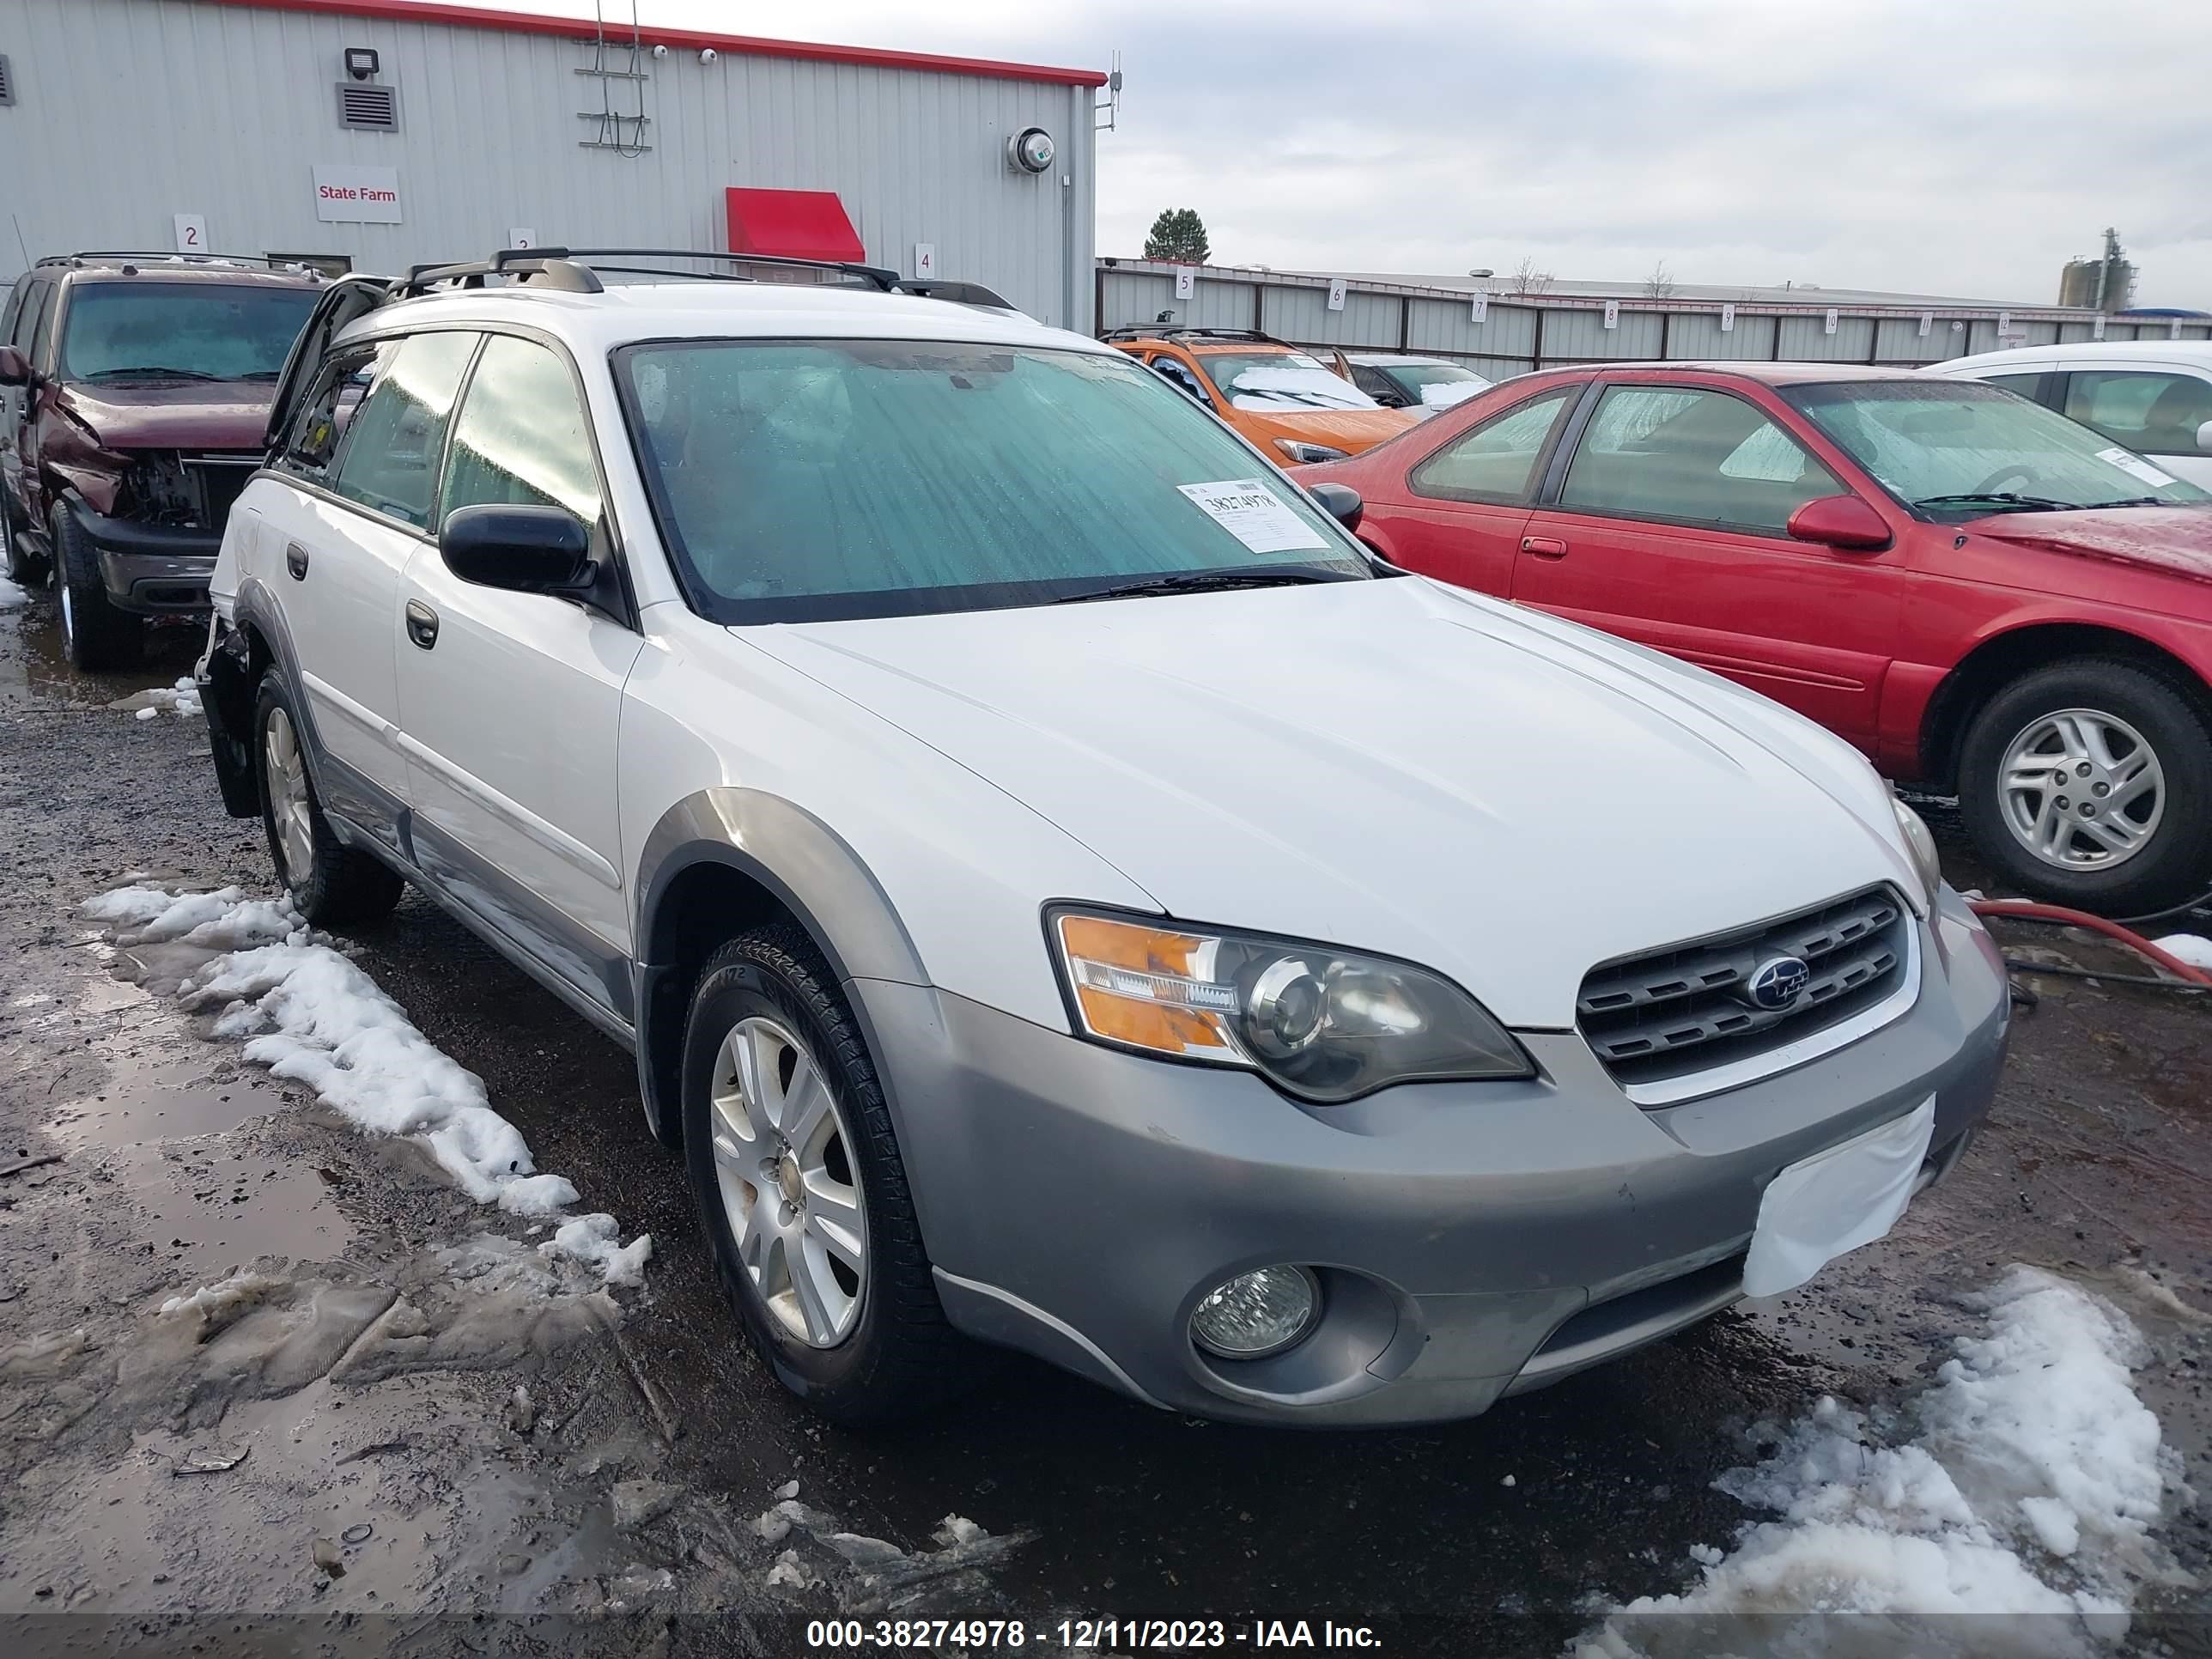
[0,601,201,711]
[47,1044,268,1148]
[111,1140,355,1272]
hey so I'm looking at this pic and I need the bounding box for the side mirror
[0,345,31,387]
[1786,494,1891,551]
[440,503,594,593]
[2197,418,2212,454]
[1308,483,1363,533]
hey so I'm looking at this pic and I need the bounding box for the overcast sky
[447,0,2212,307]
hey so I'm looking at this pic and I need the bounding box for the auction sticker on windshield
[2095,447,2178,489]
[1178,480,1329,556]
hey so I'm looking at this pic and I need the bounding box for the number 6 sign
[173,214,209,253]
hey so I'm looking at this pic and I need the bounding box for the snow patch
[1420,379,1488,409]
[82,883,648,1285]
[541,1213,653,1289]
[1574,1267,2176,1657]
[2153,933,2212,971]
[0,575,28,610]
[158,1270,288,1327]
[113,677,204,720]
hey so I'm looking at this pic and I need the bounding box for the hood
[1966,505,2212,585]
[1236,404,1419,457]
[749,578,1918,1029]
[56,380,276,451]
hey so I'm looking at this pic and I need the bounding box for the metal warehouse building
[0,0,1105,328]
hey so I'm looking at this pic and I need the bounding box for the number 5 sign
[173,214,209,253]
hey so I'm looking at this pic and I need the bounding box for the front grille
[181,453,260,527]
[1578,886,1910,1094]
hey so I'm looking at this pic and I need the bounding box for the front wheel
[681,927,979,1424]
[52,505,140,671]
[1958,657,2212,915]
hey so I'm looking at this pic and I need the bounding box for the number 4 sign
[173,214,209,253]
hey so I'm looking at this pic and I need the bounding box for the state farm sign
[313,165,403,224]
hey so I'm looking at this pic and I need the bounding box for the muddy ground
[3,601,2210,1657]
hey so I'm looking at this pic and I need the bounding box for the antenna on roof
[1095,52,1122,132]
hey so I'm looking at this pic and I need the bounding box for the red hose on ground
[1968,897,2212,988]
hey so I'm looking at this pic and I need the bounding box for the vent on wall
[0,54,15,106]
[336,82,398,131]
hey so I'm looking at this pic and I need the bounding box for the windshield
[58,282,318,383]
[1783,380,2209,516]
[616,340,1372,623]
[1381,362,1492,408]
[1200,352,1379,412]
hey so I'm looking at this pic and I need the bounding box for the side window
[1558,385,1844,532]
[2063,369,2212,458]
[328,331,479,529]
[9,281,46,351]
[279,347,376,485]
[1982,371,2049,404]
[0,278,27,348]
[1147,355,1210,405]
[440,334,603,529]
[1352,365,1405,406]
[25,283,58,367]
[1408,388,1575,502]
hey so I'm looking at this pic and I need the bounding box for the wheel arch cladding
[1919,623,2212,790]
[632,788,929,1150]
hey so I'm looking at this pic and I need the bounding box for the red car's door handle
[1522,535,1569,558]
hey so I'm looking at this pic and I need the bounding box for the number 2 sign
[173,214,209,253]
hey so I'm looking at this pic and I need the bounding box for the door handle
[404,599,440,650]
[1521,535,1570,558]
[285,542,309,580]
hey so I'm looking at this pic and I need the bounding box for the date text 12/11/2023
[804,1618,1384,1649]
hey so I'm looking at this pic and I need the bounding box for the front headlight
[1889,791,1942,906]
[1047,908,1531,1103]
[1275,439,1350,465]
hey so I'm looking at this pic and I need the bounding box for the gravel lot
[3,598,2209,1657]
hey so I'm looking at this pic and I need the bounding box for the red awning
[725,188,866,264]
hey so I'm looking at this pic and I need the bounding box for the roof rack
[390,246,1024,311]
[891,277,1019,312]
[1098,325,1288,346]
[37,250,318,274]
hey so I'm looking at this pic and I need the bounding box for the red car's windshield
[1784,380,2209,516]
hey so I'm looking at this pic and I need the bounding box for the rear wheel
[1958,657,2212,914]
[52,504,141,671]
[681,927,979,1424]
[253,670,404,927]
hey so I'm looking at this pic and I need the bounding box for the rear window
[616,339,1370,623]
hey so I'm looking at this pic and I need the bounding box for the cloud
[447,0,2212,307]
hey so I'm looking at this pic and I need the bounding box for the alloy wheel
[708,1014,867,1347]
[263,706,315,884]
[1997,706,2164,871]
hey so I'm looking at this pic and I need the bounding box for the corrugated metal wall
[0,0,1097,328]
[1099,262,2211,369]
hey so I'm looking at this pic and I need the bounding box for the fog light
[1189,1266,1321,1358]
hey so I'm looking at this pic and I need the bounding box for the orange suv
[1103,327,1418,464]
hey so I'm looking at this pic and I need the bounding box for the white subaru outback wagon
[198,248,2009,1427]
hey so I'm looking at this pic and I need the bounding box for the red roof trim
[198,0,1109,87]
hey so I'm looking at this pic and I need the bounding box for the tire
[1,487,46,586]
[52,503,141,671]
[252,669,404,927]
[681,926,978,1425]
[1957,656,2212,915]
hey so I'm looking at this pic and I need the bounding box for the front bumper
[63,495,218,615]
[855,887,2008,1426]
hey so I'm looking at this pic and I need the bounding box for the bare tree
[1506,256,1553,296]
[1642,260,1678,300]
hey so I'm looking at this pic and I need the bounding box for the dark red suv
[1303,363,2212,913]
[0,254,323,668]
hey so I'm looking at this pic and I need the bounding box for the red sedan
[1302,363,2212,913]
